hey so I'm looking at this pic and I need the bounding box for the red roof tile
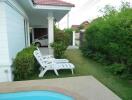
[33,0,75,7]
[71,25,80,30]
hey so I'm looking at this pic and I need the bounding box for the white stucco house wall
[0,0,74,82]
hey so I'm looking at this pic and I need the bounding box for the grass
[65,49,132,100]
[30,49,132,100]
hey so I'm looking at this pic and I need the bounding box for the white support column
[48,12,54,46]
[48,12,54,55]
[32,28,35,42]
[24,19,30,47]
[72,31,76,46]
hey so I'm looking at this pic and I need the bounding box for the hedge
[81,4,132,78]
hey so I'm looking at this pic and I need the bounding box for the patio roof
[32,0,75,7]
[17,0,74,28]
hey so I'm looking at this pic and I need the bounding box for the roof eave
[34,4,75,7]
[32,0,75,8]
[33,4,73,10]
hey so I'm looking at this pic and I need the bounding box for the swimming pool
[0,91,74,100]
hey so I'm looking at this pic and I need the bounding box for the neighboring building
[0,0,74,82]
[71,25,80,31]
[80,21,89,29]
[71,21,89,31]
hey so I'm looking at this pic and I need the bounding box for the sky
[59,0,132,29]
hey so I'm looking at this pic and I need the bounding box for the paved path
[39,47,53,55]
[0,76,121,100]
[39,46,79,55]
[67,45,79,49]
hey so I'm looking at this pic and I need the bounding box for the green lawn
[65,49,132,100]
[31,49,132,100]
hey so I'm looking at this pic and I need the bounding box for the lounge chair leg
[71,69,74,75]
[54,69,59,76]
[39,69,47,77]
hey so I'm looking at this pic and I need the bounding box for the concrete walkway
[0,76,121,100]
[39,46,79,56]
[67,45,79,49]
[39,47,53,55]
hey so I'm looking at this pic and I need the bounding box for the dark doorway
[34,28,48,39]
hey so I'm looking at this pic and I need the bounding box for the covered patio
[17,0,74,54]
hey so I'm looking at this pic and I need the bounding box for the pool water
[0,91,74,100]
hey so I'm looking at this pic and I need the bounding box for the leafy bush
[12,46,38,81]
[51,42,67,58]
[54,27,71,46]
[109,63,126,75]
[52,26,71,58]
[64,28,73,45]
[81,3,132,77]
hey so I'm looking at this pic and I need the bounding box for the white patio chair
[33,50,75,77]
[36,47,69,63]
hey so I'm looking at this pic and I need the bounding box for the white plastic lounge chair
[34,50,75,77]
[36,47,69,63]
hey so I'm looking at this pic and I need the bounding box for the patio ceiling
[17,0,74,28]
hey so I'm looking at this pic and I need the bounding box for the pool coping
[0,76,121,100]
[0,79,87,100]
[0,86,86,100]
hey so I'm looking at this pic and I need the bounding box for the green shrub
[109,63,126,75]
[51,42,67,58]
[12,46,38,81]
[52,26,70,58]
[54,27,70,46]
[64,28,73,45]
[81,3,132,77]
